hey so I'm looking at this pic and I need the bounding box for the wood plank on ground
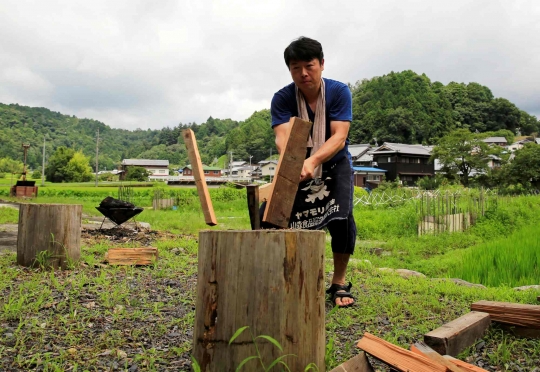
[470,301,540,329]
[105,247,158,265]
[356,332,447,372]
[182,129,217,226]
[329,352,374,372]
[262,117,312,228]
[442,356,489,372]
[410,342,467,372]
[424,311,491,357]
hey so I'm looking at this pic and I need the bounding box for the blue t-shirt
[270,78,352,165]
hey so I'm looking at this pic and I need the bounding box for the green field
[1,185,539,371]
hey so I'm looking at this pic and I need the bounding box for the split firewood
[105,247,158,265]
[356,332,447,372]
[410,342,467,372]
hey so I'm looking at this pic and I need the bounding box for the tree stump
[17,203,82,269]
[193,230,326,372]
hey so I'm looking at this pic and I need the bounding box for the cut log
[105,247,158,265]
[356,332,447,372]
[245,185,260,230]
[471,300,540,329]
[443,356,489,372]
[262,117,312,228]
[182,129,217,226]
[424,311,491,357]
[193,230,325,372]
[17,203,81,269]
[329,352,374,372]
[410,343,466,372]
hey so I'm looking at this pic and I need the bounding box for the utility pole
[269,148,273,183]
[95,128,99,187]
[41,136,46,186]
[228,151,233,180]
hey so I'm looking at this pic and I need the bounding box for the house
[230,166,255,178]
[353,166,387,189]
[370,143,434,186]
[258,160,278,178]
[182,165,222,177]
[348,144,372,166]
[120,159,169,180]
[507,138,536,152]
[482,137,508,146]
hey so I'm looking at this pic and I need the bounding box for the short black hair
[284,37,324,68]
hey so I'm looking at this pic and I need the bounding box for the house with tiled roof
[182,165,222,177]
[370,143,434,186]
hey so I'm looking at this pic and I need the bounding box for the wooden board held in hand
[182,129,217,226]
[263,117,312,228]
[105,247,158,265]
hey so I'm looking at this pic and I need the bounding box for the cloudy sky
[0,0,538,130]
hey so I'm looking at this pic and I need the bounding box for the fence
[354,188,500,235]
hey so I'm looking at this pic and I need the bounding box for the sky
[0,0,539,130]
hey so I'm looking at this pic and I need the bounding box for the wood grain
[329,352,374,372]
[246,185,260,230]
[17,203,81,269]
[356,332,447,372]
[442,356,489,372]
[471,301,540,329]
[193,230,325,372]
[424,311,491,356]
[263,117,312,228]
[410,343,466,372]
[182,129,217,226]
[105,247,158,265]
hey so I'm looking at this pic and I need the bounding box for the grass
[1,188,540,370]
[0,207,19,224]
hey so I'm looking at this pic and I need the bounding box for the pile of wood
[330,300,540,372]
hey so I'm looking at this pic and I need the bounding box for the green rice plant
[450,224,540,287]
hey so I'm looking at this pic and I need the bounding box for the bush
[31,169,42,179]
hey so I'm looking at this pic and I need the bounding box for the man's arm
[273,122,290,155]
[300,120,349,181]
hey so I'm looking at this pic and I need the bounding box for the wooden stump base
[193,230,326,372]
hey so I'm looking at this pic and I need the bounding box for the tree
[431,129,496,187]
[507,143,540,189]
[125,166,150,181]
[0,157,23,174]
[63,151,93,182]
[45,147,76,182]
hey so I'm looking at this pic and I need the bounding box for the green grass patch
[449,225,540,287]
[0,207,18,224]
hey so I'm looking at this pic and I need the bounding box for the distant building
[482,137,508,146]
[348,144,372,166]
[258,160,278,178]
[120,159,169,180]
[353,166,387,189]
[182,165,222,177]
[370,143,434,186]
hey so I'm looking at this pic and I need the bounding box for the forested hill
[349,70,539,144]
[1,70,538,170]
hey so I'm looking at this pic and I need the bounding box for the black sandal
[326,282,355,308]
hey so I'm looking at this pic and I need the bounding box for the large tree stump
[17,203,82,269]
[193,230,326,372]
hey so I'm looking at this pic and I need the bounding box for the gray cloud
[0,0,538,130]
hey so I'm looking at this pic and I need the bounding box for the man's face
[288,58,325,93]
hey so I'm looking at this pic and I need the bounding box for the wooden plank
[246,185,260,230]
[263,117,312,228]
[471,300,540,329]
[329,352,374,372]
[258,182,273,201]
[182,129,218,226]
[356,332,447,372]
[424,311,491,356]
[442,356,489,372]
[497,324,540,339]
[106,247,158,265]
[410,343,466,372]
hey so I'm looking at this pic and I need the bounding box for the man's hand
[300,157,318,182]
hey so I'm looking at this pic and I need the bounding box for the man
[270,36,356,307]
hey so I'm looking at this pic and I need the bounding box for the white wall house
[259,161,278,177]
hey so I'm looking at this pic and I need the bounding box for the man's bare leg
[332,252,354,306]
